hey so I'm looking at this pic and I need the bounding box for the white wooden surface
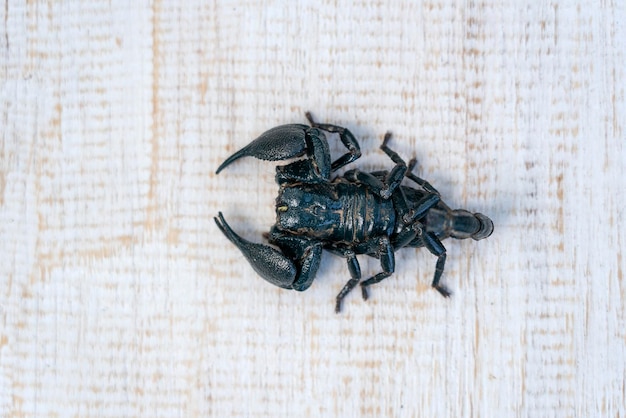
[1,1,625,417]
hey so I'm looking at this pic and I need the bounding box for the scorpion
[215,112,493,313]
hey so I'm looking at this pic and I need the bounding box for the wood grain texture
[1,1,624,417]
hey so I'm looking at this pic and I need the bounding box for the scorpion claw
[216,124,310,174]
[214,212,297,289]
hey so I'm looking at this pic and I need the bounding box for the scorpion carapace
[215,112,493,313]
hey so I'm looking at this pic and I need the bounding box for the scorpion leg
[343,132,409,200]
[379,132,406,165]
[343,169,392,199]
[331,248,362,313]
[421,231,451,297]
[378,136,443,215]
[378,132,409,196]
[305,112,362,171]
[379,139,442,223]
[391,221,421,249]
[404,193,441,225]
[406,158,440,196]
[367,170,414,224]
[359,237,395,302]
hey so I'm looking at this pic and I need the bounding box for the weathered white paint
[1,1,624,416]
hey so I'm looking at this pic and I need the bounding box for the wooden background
[1,1,624,417]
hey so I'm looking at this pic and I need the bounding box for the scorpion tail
[472,213,494,240]
[448,210,494,240]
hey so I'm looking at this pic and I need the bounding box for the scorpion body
[215,113,493,312]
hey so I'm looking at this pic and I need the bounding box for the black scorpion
[215,113,494,312]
